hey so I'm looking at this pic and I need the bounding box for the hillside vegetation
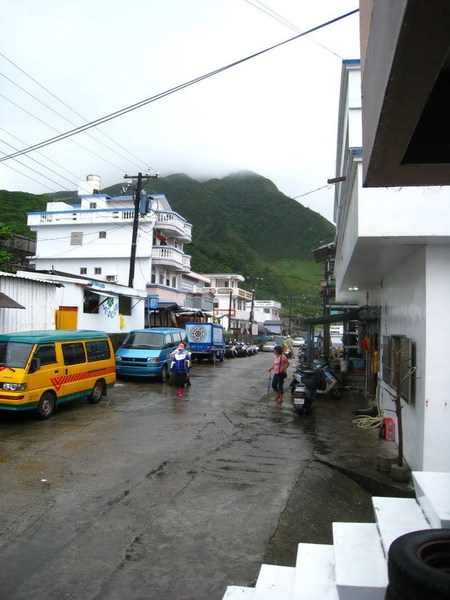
[1,171,334,316]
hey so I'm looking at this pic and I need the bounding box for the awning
[304,310,360,326]
[0,292,25,309]
[304,305,380,326]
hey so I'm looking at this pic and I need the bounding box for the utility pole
[124,172,158,288]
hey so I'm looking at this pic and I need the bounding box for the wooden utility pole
[124,172,158,288]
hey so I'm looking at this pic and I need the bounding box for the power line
[0,9,359,163]
[0,51,153,173]
[244,0,345,59]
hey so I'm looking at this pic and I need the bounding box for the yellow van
[0,330,116,419]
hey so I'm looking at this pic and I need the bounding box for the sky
[1,1,360,222]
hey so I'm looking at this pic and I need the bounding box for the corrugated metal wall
[0,274,57,333]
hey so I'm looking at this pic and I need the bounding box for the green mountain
[0,172,334,316]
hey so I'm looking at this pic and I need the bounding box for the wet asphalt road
[0,352,373,600]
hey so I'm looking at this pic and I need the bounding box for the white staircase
[222,471,450,599]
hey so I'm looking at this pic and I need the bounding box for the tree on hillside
[0,223,14,272]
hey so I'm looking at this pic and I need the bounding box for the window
[80,267,87,275]
[34,344,57,365]
[90,202,97,209]
[62,342,86,365]
[86,340,111,362]
[382,335,414,403]
[159,273,164,285]
[119,296,132,316]
[99,231,106,238]
[172,276,176,287]
[71,232,83,245]
[106,275,116,282]
[94,267,102,275]
[83,290,100,314]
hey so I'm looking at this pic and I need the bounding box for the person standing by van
[169,344,191,398]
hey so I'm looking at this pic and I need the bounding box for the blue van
[115,327,187,381]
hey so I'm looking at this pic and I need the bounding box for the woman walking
[267,345,290,404]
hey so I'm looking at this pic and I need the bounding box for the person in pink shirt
[267,345,290,404]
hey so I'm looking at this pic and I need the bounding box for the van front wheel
[36,391,56,420]
[89,380,105,404]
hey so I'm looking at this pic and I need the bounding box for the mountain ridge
[0,171,334,315]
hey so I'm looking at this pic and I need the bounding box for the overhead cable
[0,9,359,163]
[0,51,153,172]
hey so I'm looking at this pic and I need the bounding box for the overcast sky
[1,1,360,222]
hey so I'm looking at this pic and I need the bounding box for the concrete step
[413,471,450,528]
[372,496,431,554]
[292,543,339,599]
[222,585,255,599]
[252,564,296,600]
[333,522,388,600]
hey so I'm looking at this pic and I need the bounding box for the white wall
[0,275,57,333]
[368,246,450,471]
[423,245,450,470]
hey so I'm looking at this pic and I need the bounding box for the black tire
[386,529,450,600]
[36,391,56,420]
[89,379,105,404]
[330,387,341,399]
[159,364,169,382]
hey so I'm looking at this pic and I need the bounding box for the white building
[202,273,253,332]
[334,60,450,472]
[27,175,192,312]
[253,300,281,325]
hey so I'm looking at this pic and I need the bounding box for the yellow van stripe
[50,366,115,392]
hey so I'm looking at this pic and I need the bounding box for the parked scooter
[312,360,342,399]
[289,368,316,415]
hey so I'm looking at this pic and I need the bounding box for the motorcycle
[296,360,342,399]
[290,371,315,416]
[289,368,316,415]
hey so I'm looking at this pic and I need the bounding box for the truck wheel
[386,529,450,600]
[89,379,105,404]
[36,391,56,420]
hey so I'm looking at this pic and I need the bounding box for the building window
[106,275,116,282]
[99,231,106,238]
[172,276,176,287]
[71,232,83,245]
[83,291,100,314]
[90,202,97,209]
[80,268,87,275]
[159,273,164,285]
[94,267,102,275]
[119,296,132,316]
[151,270,156,284]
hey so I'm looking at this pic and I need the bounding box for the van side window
[62,342,86,365]
[86,340,111,362]
[34,344,57,365]
[172,332,182,345]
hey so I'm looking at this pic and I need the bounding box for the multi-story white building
[253,300,281,325]
[27,175,193,313]
[202,273,253,332]
[334,60,450,472]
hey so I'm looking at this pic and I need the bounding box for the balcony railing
[156,211,192,240]
[152,246,191,271]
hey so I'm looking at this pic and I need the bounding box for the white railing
[152,246,191,270]
[156,212,192,239]
[28,209,138,225]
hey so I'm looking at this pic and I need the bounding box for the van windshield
[121,332,165,349]
[0,341,34,369]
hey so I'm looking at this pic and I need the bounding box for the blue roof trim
[343,59,360,65]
